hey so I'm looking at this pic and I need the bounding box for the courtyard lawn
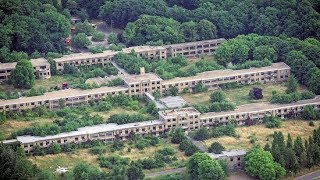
[0,118,55,139]
[202,120,320,151]
[34,75,67,91]
[28,140,188,175]
[181,82,306,106]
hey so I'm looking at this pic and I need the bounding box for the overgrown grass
[202,120,320,150]
[181,83,306,106]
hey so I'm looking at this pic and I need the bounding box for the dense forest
[1,0,320,63]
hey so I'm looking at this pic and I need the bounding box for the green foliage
[0,1,70,61]
[302,105,320,120]
[24,87,46,97]
[171,128,185,144]
[89,45,106,54]
[211,122,237,138]
[74,20,95,36]
[89,146,107,155]
[10,60,35,89]
[193,127,210,141]
[92,31,106,42]
[187,152,212,179]
[194,81,207,93]
[51,143,61,154]
[71,33,91,48]
[137,147,177,170]
[208,142,225,154]
[73,162,107,180]
[309,121,315,126]
[0,90,19,100]
[0,144,52,179]
[127,161,145,180]
[98,154,130,168]
[108,113,148,124]
[270,91,315,104]
[253,46,277,62]
[108,44,126,51]
[263,116,282,128]
[107,33,118,44]
[245,147,286,180]
[231,59,272,70]
[286,76,298,94]
[198,159,227,180]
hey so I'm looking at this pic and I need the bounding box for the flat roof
[0,58,50,70]
[30,58,50,67]
[208,149,246,159]
[54,50,118,63]
[164,38,226,48]
[201,95,320,119]
[0,62,16,70]
[11,119,163,144]
[122,46,166,53]
[159,107,200,119]
[162,62,290,85]
[121,73,162,84]
[0,86,128,106]
[159,96,187,108]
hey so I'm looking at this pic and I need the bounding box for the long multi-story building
[3,96,320,154]
[53,39,226,72]
[0,58,51,82]
[0,62,290,113]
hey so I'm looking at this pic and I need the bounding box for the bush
[171,128,186,144]
[209,102,236,112]
[263,116,282,128]
[194,81,207,93]
[249,87,263,100]
[89,45,106,53]
[211,123,236,138]
[108,113,147,124]
[208,142,225,154]
[90,146,106,155]
[98,154,130,168]
[24,87,46,97]
[193,127,210,141]
[309,121,315,126]
[302,105,319,120]
[210,90,226,102]
[92,31,106,42]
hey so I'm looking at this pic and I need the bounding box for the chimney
[140,67,145,75]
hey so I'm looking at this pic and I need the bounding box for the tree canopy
[10,60,35,89]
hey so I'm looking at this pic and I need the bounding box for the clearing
[202,120,320,150]
[181,83,306,106]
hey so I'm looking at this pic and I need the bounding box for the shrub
[309,121,315,126]
[302,105,319,120]
[92,31,106,42]
[249,87,263,100]
[194,81,207,93]
[51,143,61,154]
[89,45,106,53]
[90,146,106,155]
[171,128,185,144]
[263,116,282,128]
[210,90,226,102]
[209,102,236,112]
[208,142,225,154]
[193,127,210,141]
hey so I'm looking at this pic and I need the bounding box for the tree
[52,143,61,154]
[180,21,198,42]
[253,45,277,62]
[197,19,217,40]
[194,81,207,93]
[208,142,225,154]
[193,127,210,141]
[302,105,319,120]
[73,162,106,180]
[187,152,212,179]
[249,87,263,100]
[10,60,35,89]
[287,133,293,149]
[198,159,227,180]
[74,20,95,36]
[307,67,320,95]
[107,33,118,44]
[245,147,285,180]
[171,128,185,144]
[92,31,106,42]
[71,33,91,48]
[286,76,298,94]
[126,161,144,180]
[210,90,226,102]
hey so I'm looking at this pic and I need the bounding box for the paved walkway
[185,134,208,152]
[295,170,320,180]
[110,61,129,75]
[145,167,186,178]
